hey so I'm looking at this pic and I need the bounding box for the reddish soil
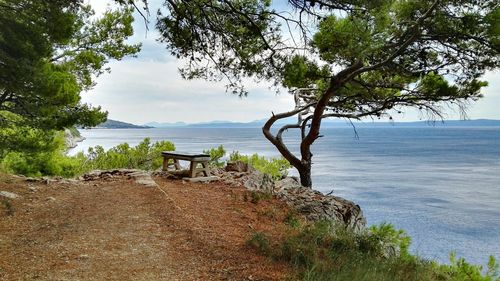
[0,174,293,280]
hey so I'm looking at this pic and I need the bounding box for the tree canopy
[157,0,499,187]
[0,0,140,156]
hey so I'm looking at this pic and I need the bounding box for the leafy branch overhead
[158,0,499,187]
[0,0,140,158]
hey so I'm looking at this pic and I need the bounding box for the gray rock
[182,176,219,183]
[275,177,366,232]
[243,170,274,193]
[225,161,250,173]
[0,191,19,199]
[64,128,85,149]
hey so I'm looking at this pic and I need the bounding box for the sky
[83,0,500,125]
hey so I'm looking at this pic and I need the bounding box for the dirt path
[0,175,292,280]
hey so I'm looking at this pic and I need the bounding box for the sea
[69,126,500,266]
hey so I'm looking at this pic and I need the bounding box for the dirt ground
[0,174,293,280]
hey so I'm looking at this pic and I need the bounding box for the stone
[182,176,219,183]
[0,191,19,199]
[243,170,274,193]
[274,177,366,232]
[64,128,85,149]
[135,179,158,187]
[225,161,250,172]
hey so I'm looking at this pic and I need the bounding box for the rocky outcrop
[81,169,158,187]
[64,128,85,149]
[225,161,250,173]
[275,177,366,232]
[214,167,366,231]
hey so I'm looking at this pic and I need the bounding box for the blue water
[70,126,500,265]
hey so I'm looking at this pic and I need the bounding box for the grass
[247,220,500,281]
[247,232,272,255]
[1,199,14,216]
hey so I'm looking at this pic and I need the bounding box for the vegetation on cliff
[249,220,499,281]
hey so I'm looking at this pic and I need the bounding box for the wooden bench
[161,151,211,178]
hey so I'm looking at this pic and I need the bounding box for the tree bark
[297,161,312,187]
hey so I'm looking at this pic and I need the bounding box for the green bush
[249,190,273,204]
[203,145,226,167]
[247,232,272,255]
[229,151,291,179]
[1,132,83,177]
[80,138,175,172]
[248,221,500,281]
[1,136,175,178]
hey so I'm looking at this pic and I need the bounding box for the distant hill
[98,119,152,129]
[143,121,188,128]
[143,118,500,128]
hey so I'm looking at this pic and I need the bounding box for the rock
[274,177,366,232]
[135,179,158,187]
[64,128,85,149]
[81,169,161,187]
[225,161,250,173]
[274,177,301,192]
[182,176,220,183]
[46,197,56,201]
[78,254,90,260]
[243,170,274,193]
[0,191,19,199]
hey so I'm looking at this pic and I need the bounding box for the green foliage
[248,221,499,281]
[203,145,226,167]
[283,211,301,229]
[0,136,175,178]
[157,0,278,96]
[0,131,83,177]
[0,1,140,131]
[80,138,175,172]
[440,253,500,281]
[247,232,272,255]
[248,190,273,204]
[229,151,290,179]
[369,222,412,258]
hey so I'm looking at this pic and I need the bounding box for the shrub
[249,190,273,204]
[247,232,271,255]
[284,211,301,229]
[203,145,226,167]
[438,253,500,281]
[0,132,83,177]
[247,221,500,281]
[229,151,290,179]
[80,138,175,172]
[1,136,175,178]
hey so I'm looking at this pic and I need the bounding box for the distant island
[86,118,500,129]
[143,119,500,128]
[95,119,152,129]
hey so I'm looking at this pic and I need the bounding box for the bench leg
[201,162,209,177]
[174,159,181,170]
[162,157,169,171]
[189,161,197,178]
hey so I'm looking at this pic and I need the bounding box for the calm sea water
[70,126,500,265]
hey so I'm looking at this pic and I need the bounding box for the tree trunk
[297,162,312,188]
